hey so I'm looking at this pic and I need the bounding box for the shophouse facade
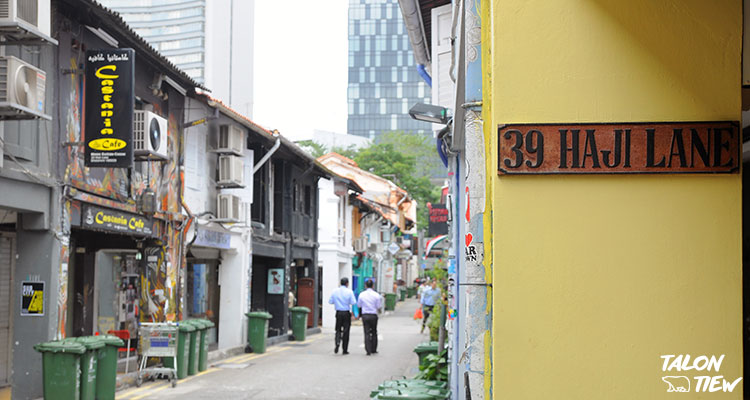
[249,133,331,337]
[0,0,203,398]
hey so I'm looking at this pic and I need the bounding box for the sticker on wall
[268,268,284,294]
[21,281,44,316]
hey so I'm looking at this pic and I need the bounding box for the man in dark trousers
[328,277,356,354]
[357,279,383,355]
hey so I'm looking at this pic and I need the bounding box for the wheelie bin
[73,336,105,400]
[245,311,272,353]
[289,306,310,341]
[399,288,406,301]
[182,320,200,375]
[413,341,439,367]
[34,339,86,400]
[96,334,124,400]
[385,293,397,310]
[195,319,215,371]
[164,321,194,379]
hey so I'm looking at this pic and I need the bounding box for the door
[72,251,95,336]
[0,233,13,386]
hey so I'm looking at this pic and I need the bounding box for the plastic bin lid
[197,318,215,328]
[375,389,434,400]
[33,340,86,354]
[245,311,273,319]
[177,321,196,332]
[72,336,106,350]
[185,319,208,329]
[290,306,311,313]
[413,342,439,352]
[97,334,125,347]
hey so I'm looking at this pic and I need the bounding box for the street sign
[498,121,740,175]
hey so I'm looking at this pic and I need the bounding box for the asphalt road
[116,297,426,399]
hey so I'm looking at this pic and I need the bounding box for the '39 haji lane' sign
[84,49,135,168]
[82,205,153,236]
[497,121,740,175]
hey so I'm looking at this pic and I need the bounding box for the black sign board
[85,49,135,168]
[21,281,44,316]
[428,203,449,237]
[82,205,153,236]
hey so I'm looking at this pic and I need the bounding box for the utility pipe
[253,133,281,174]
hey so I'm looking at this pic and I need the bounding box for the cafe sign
[84,49,135,168]
[497,121,739,175]
[83,205,153,236]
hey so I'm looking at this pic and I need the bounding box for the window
[397,82,403,97]
[304,186,312,216]
[380,98,386,114]
[293,181,299,212]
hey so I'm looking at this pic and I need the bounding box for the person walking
[420,280,440,333]
[357,279,382,356]
[329,277,357,354]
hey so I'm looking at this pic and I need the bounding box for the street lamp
[408,103,451,125]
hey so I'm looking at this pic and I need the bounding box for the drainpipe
[253,132,281,174]
[417,64,432,87]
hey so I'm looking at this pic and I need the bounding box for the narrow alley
[115,299,425,399]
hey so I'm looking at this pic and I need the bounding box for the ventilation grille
[17,0,36,25]
[133,110,146,150]
[0,1,10,20]
[0,58,8,102]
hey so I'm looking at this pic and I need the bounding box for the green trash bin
[72,336,105,400]
[413,341,439,367]
[196,319,215,371]
[182,320,200,376]
[245,311,272,353]
[289,306,310,341]
[385,293,397,310]
[96,334,124,400]
[34,340,86,400]
[163,321,194,379]
[399,288,406,301]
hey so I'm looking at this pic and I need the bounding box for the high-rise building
[347,0,432,139]
[101,0,254,117]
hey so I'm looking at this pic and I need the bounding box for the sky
[253,1,349,141]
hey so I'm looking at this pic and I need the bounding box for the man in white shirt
[357,279,383,355]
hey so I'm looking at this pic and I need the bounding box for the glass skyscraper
[348,0,432,139]
[102,0,208,83]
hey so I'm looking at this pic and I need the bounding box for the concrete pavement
[116,297,426,399]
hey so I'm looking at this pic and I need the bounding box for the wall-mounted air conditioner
[217,124,245,155]
[0,56,48,120]
[0,0,54,43]
[134,110,169,160]
[217,193,241,221]
[353,237,368,253]
[218,155,243,187]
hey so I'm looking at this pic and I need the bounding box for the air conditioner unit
[218,155,244,187]
[0,0,53,41]
[353,237,368,253]
[134,110,169,160]
[217,124,245,155]
[0,56,48,119]
[217,193,241,221]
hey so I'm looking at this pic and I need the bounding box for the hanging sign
[497,121,740,175]
[82,205,153,236]
[85,49,135,168]
[21,281,44,316]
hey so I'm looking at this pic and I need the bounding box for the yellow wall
[486,0,743,398]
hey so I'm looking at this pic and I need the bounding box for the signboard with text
[428,203,449,236]
[82,205,153,236]
[497,122,740,175]
[85,49,135,168]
